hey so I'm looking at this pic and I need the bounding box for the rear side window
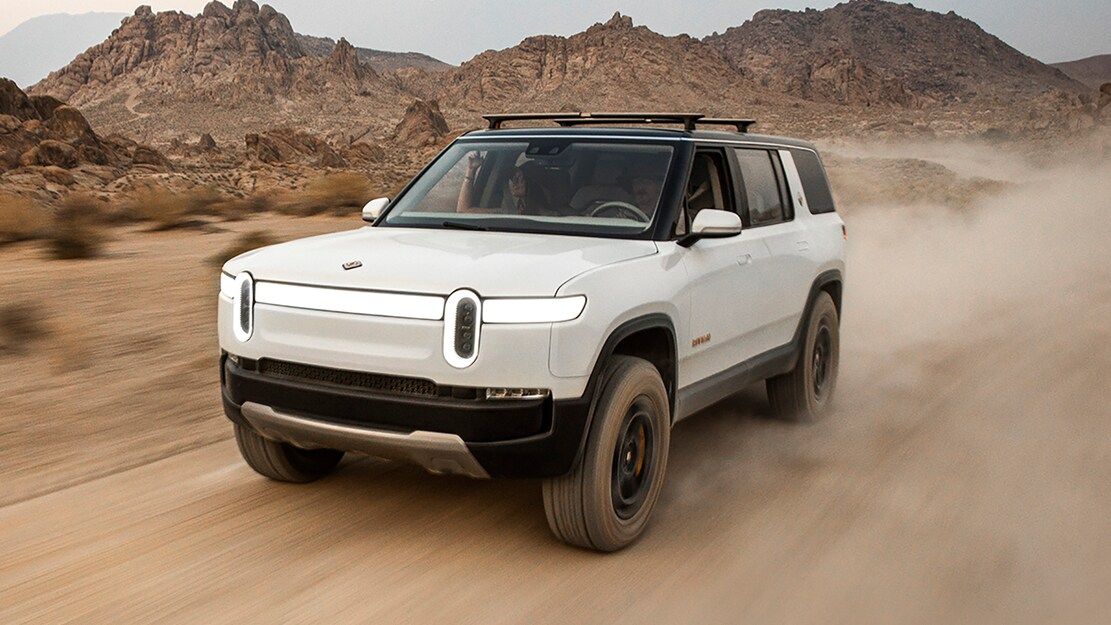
[734,149,786,227]
[790,149,836,213]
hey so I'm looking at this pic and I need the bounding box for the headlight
[231,272,254,342]
[482,296,586,324]
[219,272,235,299]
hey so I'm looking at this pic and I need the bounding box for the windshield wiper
[441,220,489,231]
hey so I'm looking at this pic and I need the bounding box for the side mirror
[362,197,390,222]
[678,209,742,247]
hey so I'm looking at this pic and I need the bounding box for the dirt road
[1,146,1108,623]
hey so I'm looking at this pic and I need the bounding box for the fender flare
[787,269,843,363]
[571,313,678,463]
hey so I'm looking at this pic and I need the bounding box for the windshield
[381,139,675,238]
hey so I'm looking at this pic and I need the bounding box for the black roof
[461,126,817,151]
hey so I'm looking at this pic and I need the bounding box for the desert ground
[1,140,1108,624]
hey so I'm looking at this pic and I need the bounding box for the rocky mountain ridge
[19,0,1106,147]
[703,0,1088,108]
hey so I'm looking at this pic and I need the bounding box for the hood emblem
[342,260,363,271]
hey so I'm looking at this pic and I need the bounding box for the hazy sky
[0,0,1106,64]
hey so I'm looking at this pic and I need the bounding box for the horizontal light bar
[220,272,235,298]
[254,282,445,320]
[482,296,586,324]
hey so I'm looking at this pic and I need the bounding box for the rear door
[679,147,771,388]
[731,148,813,350]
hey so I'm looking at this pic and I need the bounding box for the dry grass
[0,194,49,244]
[276,173,374,217]
[0,301,50,354]
[208,230,278,267]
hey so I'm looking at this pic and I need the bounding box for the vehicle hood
[223,226,658,297]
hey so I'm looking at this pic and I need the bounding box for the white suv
[218,113,845,551]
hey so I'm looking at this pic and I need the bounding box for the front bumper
[221,355,592,478]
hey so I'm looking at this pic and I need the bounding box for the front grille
[258,359,439,398]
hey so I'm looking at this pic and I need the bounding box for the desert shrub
[211,192,275,222]
[0,301,50,354]
[46,220,104,259]
[42,192,109,259]
[208,229,277,267]
[277,172,373,216]
[124,184,224,230]
[57,192,111,224]
[0,193,49,244]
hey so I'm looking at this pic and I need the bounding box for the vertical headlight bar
[443,289,480,368]
[232,272,254,342]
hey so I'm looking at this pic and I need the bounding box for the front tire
[234,423,344,483]
[542,356,670,551]
[766,291,840,422]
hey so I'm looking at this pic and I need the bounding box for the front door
[680,148,771,389]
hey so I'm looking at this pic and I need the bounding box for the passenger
[457,154,552,215]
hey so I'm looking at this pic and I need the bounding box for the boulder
[0,78,39,121]
[131,145,172,169]
[319,145,347,168]
[29,95,66,120]
[20,140,78,168]
[392,99,449,146]
[40,166,77,186]
[47,106,97,143]
[245,133,283,163]
[198,132,218,150]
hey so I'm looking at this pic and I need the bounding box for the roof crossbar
[699,118,758,132]
[481,112,756,133]
[483,113,582,129]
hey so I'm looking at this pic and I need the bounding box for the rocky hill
[435,13,790,114]
[29,1,409,144]
[296,34,451,73]
[704,0,1088,108]
[0,78,171,200]
[1051,54,1111,90]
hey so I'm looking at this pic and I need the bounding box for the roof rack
[482,112,756,133]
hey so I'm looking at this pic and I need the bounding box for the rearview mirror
[362,197,390,222]
[678,209,742,247]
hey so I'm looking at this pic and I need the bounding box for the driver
[457,154,553,216]
[629,175,662,213]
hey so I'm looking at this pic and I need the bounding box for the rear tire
[234,423,344,483]
[542,356,670,552]
[766,291,840,422]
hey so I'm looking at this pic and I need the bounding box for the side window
[734,149,786,227]
[678,149,734,235]
[790,149,836,213]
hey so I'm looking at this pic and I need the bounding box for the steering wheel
[587,200,650,223]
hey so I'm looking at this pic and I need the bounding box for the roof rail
[481,112,757,133]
